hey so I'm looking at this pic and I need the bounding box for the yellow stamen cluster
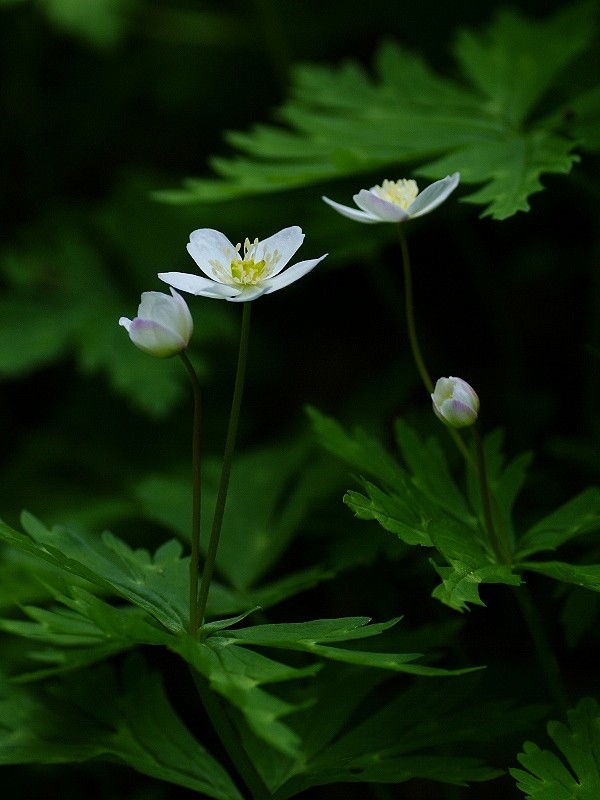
[209,238,282,286]
[372,179,419,209]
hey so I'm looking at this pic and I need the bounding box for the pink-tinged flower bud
[119,288,193,357]
[431,376,479,428]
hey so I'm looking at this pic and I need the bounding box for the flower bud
[119,288,193,357]
[431,376,479,428]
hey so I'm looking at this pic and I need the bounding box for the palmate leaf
[511,697,600,798]
[0,512,331,632]
[158,3,598,219]
[236,671,544,798]
[0,655,242,800]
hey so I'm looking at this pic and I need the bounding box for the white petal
[255,226,304,276]
[407,172,460,218]
[322,195,380,223]
[118,316,132,332]
[226,285,269,303]
[159,271,239,298]
[186,229,238,280]
[353,190,410,222]
[129,319,186,357]
[263,254,327,294]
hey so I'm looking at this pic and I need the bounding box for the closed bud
[431,376,479,428]
[119,288,193,358]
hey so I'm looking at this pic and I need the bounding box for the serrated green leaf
[344,482,434,547]
[516,489,600,560]
[0,514,190,633]
[394,418,473,521]
[511,697,600,798]
[308,407,404,489]
[220,617,479,677]
[453,3,596,126]
[159,5,598,219]
[0,656,242,799]
[431,558,521,612]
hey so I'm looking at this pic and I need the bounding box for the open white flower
[322,173,460,224]
[119,288,193,357]
[431,376,479,429]
[159,226,327,303]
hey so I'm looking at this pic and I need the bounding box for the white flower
[119,288,193,357]
[158,226,327,303]
[431,376,479,429]
[322,173,460,224]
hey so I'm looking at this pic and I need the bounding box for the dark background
[1,1,599,798]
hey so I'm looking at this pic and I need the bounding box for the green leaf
[453,3,596,126]
[308,407,404,489]
[268,676,542,797]
[158,4,598,219]
[394,419,473,521]
[516,489,600,560]
[511,697,600,798]
[0,656,242,799]
[136,435,337,589]
[220,617,480,677]
[521,561,600,593]
[0,586,170,681]
[0,514,190,633]
[344,481,434,547]
[40,0,138,48]
[431,559,521,612]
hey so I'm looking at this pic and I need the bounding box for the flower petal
[407,172,460,218]
[159,271,240,298]
[255,226,304,276]
[118,316,132,333]
[137,289,192,340]
[263,254,327,294]
[226,285,270,303]
[128,319,186,358]
[186,228,238,280]
[322,196,380,223]
[353,190,410,222]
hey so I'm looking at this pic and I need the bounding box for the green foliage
[135,435,338,590]
[511,697,600,798]
[310,408,600,611]
[159,3,599,220]
[0,655,243,800]
[236,672,544,797]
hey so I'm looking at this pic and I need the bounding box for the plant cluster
[1,2,600,799]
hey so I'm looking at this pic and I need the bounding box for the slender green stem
[191,669,270,800]
[197,302,252,626]
[473,425,511,564]
[513,583,569,718]
[179,350,202,637]
[399,224,433,394]
[398,224,475,468]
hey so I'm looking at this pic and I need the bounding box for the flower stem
[179,350,202,637]
[399,224,433,395]
[197,302,252,626]
[398,224,475,468]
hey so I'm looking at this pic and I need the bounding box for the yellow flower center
[371,179,419,210]
[209,238,282,286]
